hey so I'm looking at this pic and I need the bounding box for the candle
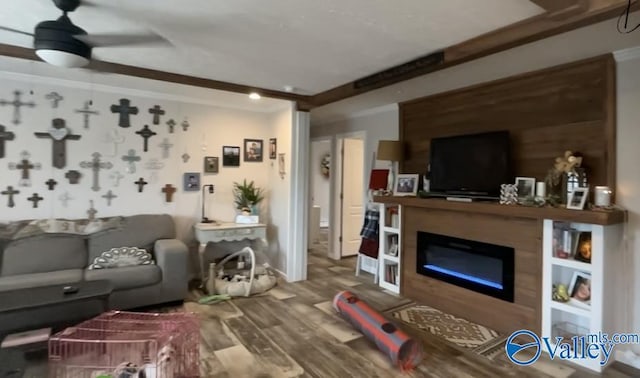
[536,182,546,198]
[594,186,612,207]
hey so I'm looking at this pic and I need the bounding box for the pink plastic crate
[48,311,199,378]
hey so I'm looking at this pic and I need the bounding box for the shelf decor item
[545,150,586,204]
[566,187,589,210]
[394,174,419,197]
[568,271,591,308]
[499,184,518,205]
[377,140,403,192]
[233,179,264,216]
[594,186,612,207]
[515,177,535,203]
[574,232,592,263]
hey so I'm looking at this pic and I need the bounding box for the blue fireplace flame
[424,265,503,290]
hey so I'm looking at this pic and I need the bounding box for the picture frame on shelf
[568,271,591,308]
[567,187,589,210]
[203,156,219,173]
[573,231,592,263]
[515,177,535,201]
[394,174,419,196]
[183,172,200,192]
[244,139,263,162]
[222,146,240,167]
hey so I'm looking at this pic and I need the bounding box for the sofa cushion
[1,234,86,276]
[87,214,175,262]
[84,265,162,290]
[0,269,83,291]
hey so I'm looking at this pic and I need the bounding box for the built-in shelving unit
[541,219,623,372]
[378,202,401,294]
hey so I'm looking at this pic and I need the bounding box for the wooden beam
[0,43,314,110]
[312,0,631,107]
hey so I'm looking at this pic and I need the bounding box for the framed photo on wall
[204,156,219,173]
[394,174,419,196]
[269,138,277,159]
[244,139,263,162]
[222,146,240,167]
[183,172,200,191]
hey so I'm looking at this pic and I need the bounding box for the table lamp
[201,184,215,223]
[376,140,403,192]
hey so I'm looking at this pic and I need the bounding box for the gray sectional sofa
[0,214,189,310]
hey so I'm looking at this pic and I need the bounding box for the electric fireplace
[416,231,514,302]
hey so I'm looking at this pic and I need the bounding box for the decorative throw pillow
[88,247,154,270]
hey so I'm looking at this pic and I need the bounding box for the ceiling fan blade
[74,33,172,47]
[0,26,34,37]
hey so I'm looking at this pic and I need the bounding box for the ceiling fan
[0,0,170,68]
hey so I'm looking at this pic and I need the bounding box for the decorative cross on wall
[136,125,157,152]
[166,119,176,134]
[135,177,148,193]
[45,92,63,108]
[0,90,36,125]
[181,119,190,131]
[102,190,117,206]
[122,149,141,174]
[109,171,124,187]
[182,153,190,163]
[45,179,57,190]
[59,191,73,207]
[104,129,125,157]
[144,158,164,183]
[65,170,81,184]
[9,151,41,187]
[162,184,176,202]
[34,118,82,169]
[79,152,113,192]
[2,186,19,208]
[110,98,138,128]
[28,193,43,208]
[158,138,173,159]
[75,101,99,129]
[87,200,97,220]
[149,105,165,125]
[0,125,15,159]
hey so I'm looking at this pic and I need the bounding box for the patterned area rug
[391,304,506,355]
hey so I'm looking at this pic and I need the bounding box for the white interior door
[340,138,365,257]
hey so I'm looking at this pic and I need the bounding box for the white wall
[0,62,294,274]
[310,139,330,226]
[615,49,640,357]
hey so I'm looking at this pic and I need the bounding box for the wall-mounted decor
[110,98,138,128]
[204,156,219,173]
[45,92,63,108]
[166,119,176,134]
[159,138,173,159]
[79,152,113,192]
[244,139,263,162]
[104,129,125,157]
[394,174,419,197]
[34,118,81,168]
[75,100,99,129]
[2,186,19,208]
[135,125,157,152]
[102,190,117,206]
[135,177,148,193]
[183,172,200,191]
[0,125,15,158]
[321,153,330,178]
[181,153,190,163]
[122,149,141,174]
[45,178,57,191]
[109,171,124,187]
[59,191,73,207]
[515,177,535,202]
[148,105,165,125]
[0,90,36,125]
[144,158,164,183]
[278,153,285,179]
[223,146,240,167]
[9,151,41,187]
[65,170,81,184]
[181,118,190,131]
[87,200,97,220]
[269,138,277,159]
[27,193,43,208]
[162,184,176,202]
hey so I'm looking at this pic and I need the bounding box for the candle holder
[594,186,612,207]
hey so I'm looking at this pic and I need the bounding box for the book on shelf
[385,264,399,285]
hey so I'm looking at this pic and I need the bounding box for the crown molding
[613,46,640,62]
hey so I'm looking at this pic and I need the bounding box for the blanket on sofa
[0,217,124,243]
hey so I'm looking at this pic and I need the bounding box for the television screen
[429,131,511,198]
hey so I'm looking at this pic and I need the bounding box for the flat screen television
[428,131,511,198]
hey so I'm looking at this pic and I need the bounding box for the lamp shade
[377,140,402,162]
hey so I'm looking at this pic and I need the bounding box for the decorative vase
[251,204,259,215]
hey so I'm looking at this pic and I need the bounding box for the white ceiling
[0,0,543,95]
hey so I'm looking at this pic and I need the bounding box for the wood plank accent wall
[399,55,616,191]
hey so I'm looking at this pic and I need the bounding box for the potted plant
[233,179,265,215]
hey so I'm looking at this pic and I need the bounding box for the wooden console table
[194,222,267,283]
